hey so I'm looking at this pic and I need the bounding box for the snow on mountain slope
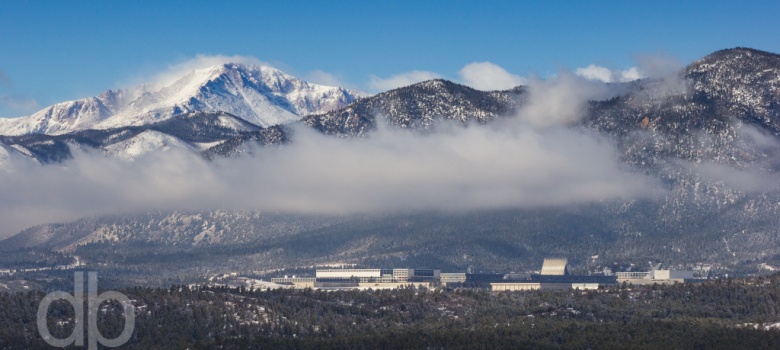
[0,91,118,135]
[0,141,36,171]
[686,48,780,132]
[0,64,363,136]
[211,111,261,132]
[103,130,197,161]
[304,79,525,136]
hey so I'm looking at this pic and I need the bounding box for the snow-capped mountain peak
[0,63,364,136]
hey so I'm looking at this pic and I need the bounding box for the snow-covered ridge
[103,130,197,161]
[0,64,364,136]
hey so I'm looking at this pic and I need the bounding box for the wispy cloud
[634,52,688,96]
[575,64,642,83]
[634,52,683,79]
[368,71,442,92]
[458,62,525,90]
[518,70,617,128]
[575,51,685,85]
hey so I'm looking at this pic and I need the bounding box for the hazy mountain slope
[0,211,348,253]
[1,205,769,278]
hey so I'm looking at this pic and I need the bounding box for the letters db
[37,272,135,349]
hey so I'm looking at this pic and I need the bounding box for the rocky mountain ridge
[303,79,525,136]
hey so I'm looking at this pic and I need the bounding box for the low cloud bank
[0,116,661,238]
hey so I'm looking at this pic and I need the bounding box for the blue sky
[0,0,777,118]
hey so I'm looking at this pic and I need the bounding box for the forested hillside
[3,274,780,349]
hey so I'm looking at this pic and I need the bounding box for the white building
[616,264,696,285]
[315,268,440,282]
[440,273,467,285]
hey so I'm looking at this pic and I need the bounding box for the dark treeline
[2,275,780,349]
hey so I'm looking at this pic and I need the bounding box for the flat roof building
[616,264,697,285]
[491,258,616,291]
[270,268,445,290]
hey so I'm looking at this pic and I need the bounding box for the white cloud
[575,53,686,96]
[575,64,643,83]
[458,62,525,90]
[368,71,442,92]
[619,67,642,81]
[518,70,617,128]
[575,65,613,82]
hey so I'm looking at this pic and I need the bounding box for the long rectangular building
[490,258,616,291]
[315,268,440,282]
[615,266,697,285]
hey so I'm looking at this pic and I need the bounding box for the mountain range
[1,47,780,284]
[0,63,362,136]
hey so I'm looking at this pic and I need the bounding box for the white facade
[616,268,697,285]
[271,277,316,288]
[392,269,411,281]
[571,283,601,290]
[616,271,650,279]
[492,283,541,291]
[440,273,467,284]
[653,270,695,280]
[316,269,382,279]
